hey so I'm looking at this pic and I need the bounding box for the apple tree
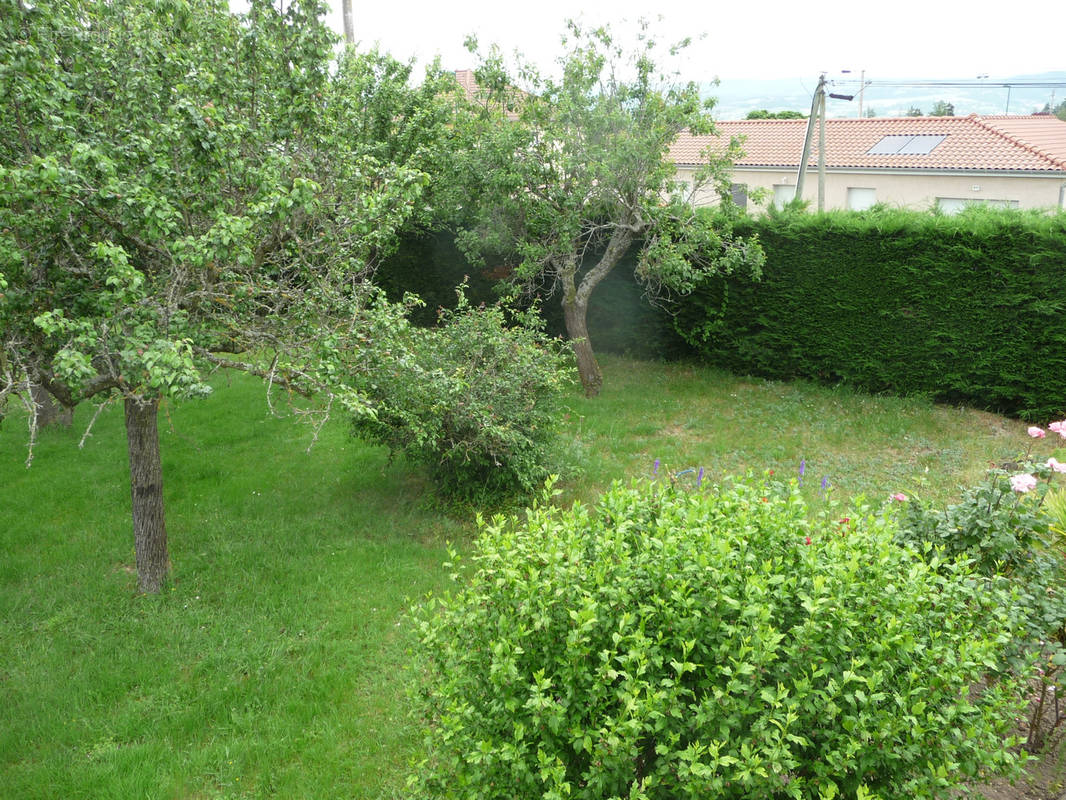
[0,0,443,591]
[456,21,764,396]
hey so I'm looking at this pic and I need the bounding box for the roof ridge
[970,115,1066,170]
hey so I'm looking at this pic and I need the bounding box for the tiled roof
[980,115,1066,165]
[670,115,1066,172]
[453,69,521,120]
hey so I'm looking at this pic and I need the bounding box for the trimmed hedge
[675,208,1066,420]
[374,231,499,326]
[376,231,692,358]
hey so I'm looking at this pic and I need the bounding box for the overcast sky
[312,0,1062,83]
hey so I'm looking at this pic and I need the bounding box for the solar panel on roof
[897,134,947,154]
[867,136,911,155]
[867,134,948,155]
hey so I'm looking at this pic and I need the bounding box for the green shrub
[1047,488,1066,538]
[409,476,1027,799]
[676,207,1066,420]
[896,435,1066,752]
[895,468,1052,575]
[350,291,572,506]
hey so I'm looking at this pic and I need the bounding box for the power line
[831,80,1066,89]
[826,77,1066,114]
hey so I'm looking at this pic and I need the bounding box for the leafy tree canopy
[0,0,452,590]
[745,109,806,119]
[454,20,764,396]
[1038,99,1066,121]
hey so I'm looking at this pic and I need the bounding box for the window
[772,184,795,208]
[729,183,748,210]
[846,187,877,211]
[867,134,947,155]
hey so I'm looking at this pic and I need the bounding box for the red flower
[804,536,812,546]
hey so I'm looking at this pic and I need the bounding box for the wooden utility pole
[817,88,826,211]
[795,74,825,204]
[341,0,354,46]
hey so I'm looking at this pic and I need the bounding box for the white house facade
[671,115,1066,213]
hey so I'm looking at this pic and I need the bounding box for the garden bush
[350,290,572,506]
[409,476,1027,799]
[896,421,1066,751]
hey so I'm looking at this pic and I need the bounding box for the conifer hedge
[675,208,1066,420]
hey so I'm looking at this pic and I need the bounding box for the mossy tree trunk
[124,396,170,593]
[559,226,635,398]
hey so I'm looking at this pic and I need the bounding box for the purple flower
[821,476,829,491]
[697,466,704,487]
[653,458,660,476]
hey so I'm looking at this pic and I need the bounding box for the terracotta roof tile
[671,115,1066,172]
[979,115,1066,166]
[453,68,521,121]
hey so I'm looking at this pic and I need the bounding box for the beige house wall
[677,166,1066,212]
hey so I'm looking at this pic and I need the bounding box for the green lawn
[562,356,1046,507]
[1,356,1059,798]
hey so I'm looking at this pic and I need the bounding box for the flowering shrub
[896,468,1052,575]
[408,476,1026,799]
[896,420,1066,751]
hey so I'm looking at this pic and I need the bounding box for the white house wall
[677,166,1066,212]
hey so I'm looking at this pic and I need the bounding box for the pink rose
[890,492,907,502]
[1048,458,1066,474]
[1028,426,1046,438]
[1010,473,1038,493]
[1050,421,1066,439]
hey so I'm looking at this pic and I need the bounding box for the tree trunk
[124,396,170,593]
[30,383,73,428]
[558,225,635,398]
[563,296,602,397]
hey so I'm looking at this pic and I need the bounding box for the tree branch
[73,194,176,268]
[575,223,635,306]
[197,351,315,398]
[34,368,119,406]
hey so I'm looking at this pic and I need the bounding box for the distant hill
[707,72,1066,120]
